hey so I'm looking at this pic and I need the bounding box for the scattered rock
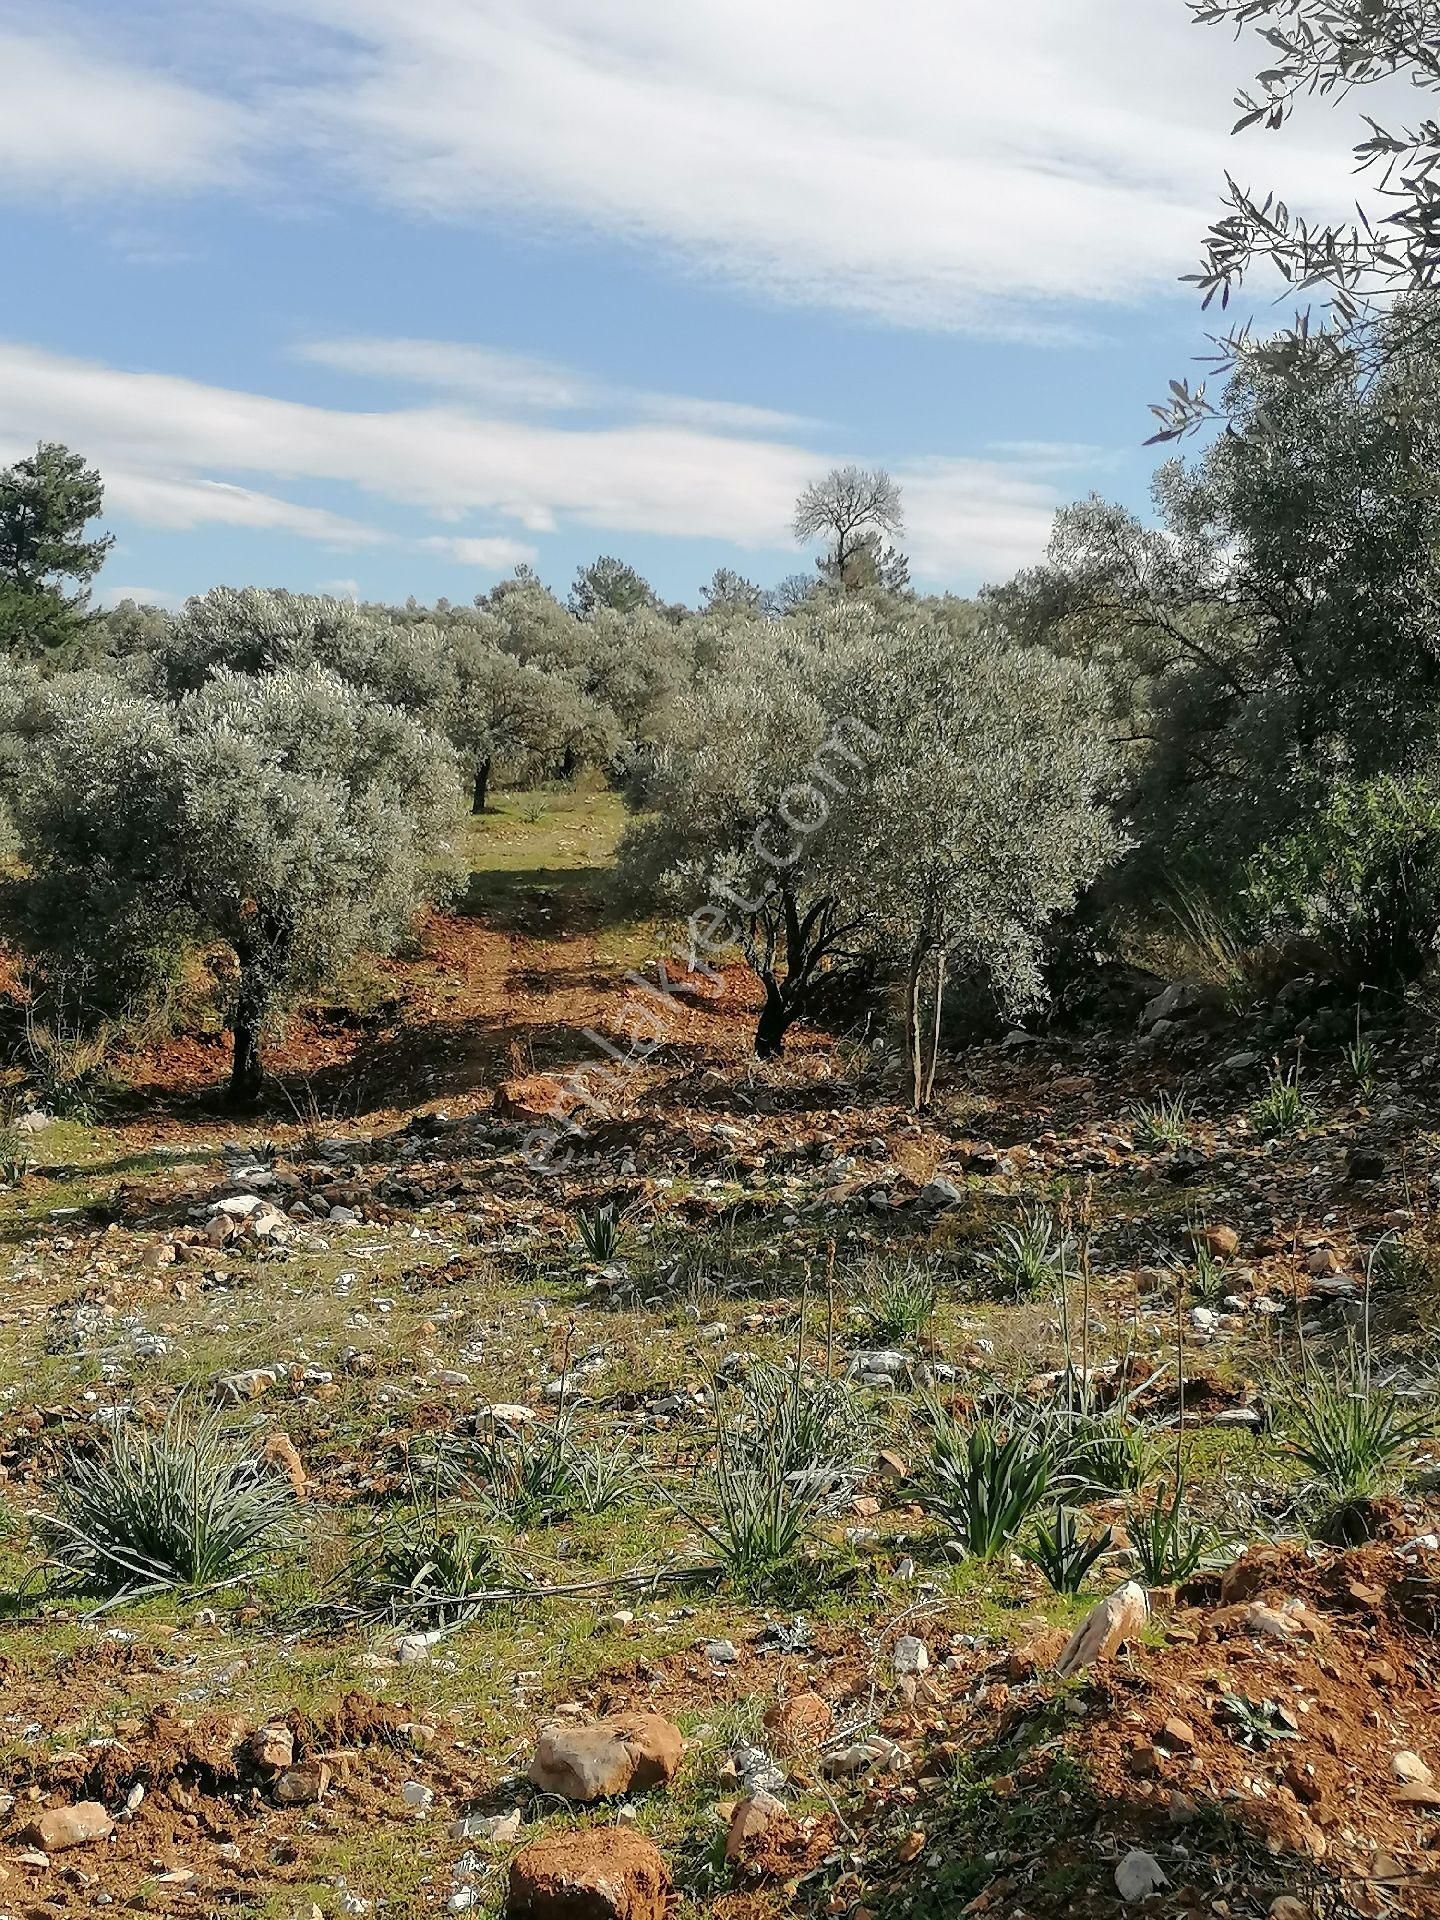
[261,1430,307,1496]
[893,1634,929,1675]
[29,1803,114,1852]
[725,1791,783,1865]
[1055,1580,1148,1676]
[1115,1848,1167,1902]
[506,1828,671,1920]
[244,1723,294,1772]
[527,1715,683,1801]
[274,1763,330,1805]
[1191,1223,1239,1260]
[1392,1750,1433,1787]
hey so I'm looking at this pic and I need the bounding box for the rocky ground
[0,790,1435,1920]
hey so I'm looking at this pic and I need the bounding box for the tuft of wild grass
[34,1399,295,1599]
[670,1356,869,1593]
[574,1202,624,1264]
[1127,1477,1210,1583]
[463,1414,641,1525]
[362,1491,511,1624]
[1024,1505,1113,1593]
[1274,1339,1432,1502]
[979,1205,1072,1299]
[855,1258,938,1343]
[1251,1062,1314,1138]
[1130,1090,1194,1150]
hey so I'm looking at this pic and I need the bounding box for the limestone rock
[30,1803,114,1851]
[527,1715,683,1802]
[1055,1580,1148,1676]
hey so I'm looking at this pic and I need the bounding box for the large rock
[495,1075,583,1125]
[507,1828,671,1920]
[1139,981,1204,1030]
[528,1715,683,1802]
[30,1802,114,1851]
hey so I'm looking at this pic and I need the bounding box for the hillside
[0,791,1433,1919]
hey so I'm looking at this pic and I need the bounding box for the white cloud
[0,29,247,196]
[3,3,1387,333]
[0,340,1076,584]
[267,0,1366,332]
[420,534,539,570]
[298,336,816,435]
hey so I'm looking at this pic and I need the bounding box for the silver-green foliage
[37,1401,295,1598]
[6,664,462,1092]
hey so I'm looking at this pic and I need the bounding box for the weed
[979,1205,1072,1299]
[923,1418,1051,1558]
[1127,1478,1209,1584]
[364,1493,510,1624]
[1275,1340,1432,1501]
[856,1258,938,1343]
[1131,1090,1194,1150]
[574,1202,624,1264]
[731,1360,872,1486]
[1188,1242,1228,1308]
[35,1400,295,1599]
[1024,1505,1114,1593]
[1216,1693,1301,1750]
[1346,1029,1378,1102]
[563,1436,645,1516]
[1251,1062,1314,1138]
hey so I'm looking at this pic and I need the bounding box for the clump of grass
[35,1400,295,1600]
[979,1205,1072,1299]
[1130,1090,1194,1150]
[1251,1062,1314,1138]
[671,1358,852,1594]
[464,1414,641,1524]
[574,1201,624,1264]
[922,1414,1051,1558]
[1127,1478,1209,1584]
[1275,1340,1432,1502]
[1024,1505,1113,1593]
[1188,1242,1228,1308]
[731,1359,872,1486]
[1346,1028,1378,1102]
[364,1494,511,1624]
[855,1258,938,1343]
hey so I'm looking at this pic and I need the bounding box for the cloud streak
[0,340,1079,585]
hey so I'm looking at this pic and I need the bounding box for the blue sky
[0,1,1363,610]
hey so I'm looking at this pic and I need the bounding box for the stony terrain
[0,791,1436,1920]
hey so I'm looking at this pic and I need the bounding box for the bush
[36,1401,295,1598]
[1246,772,1440,991]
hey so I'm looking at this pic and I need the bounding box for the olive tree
[1157,2,1440,438]
[5,668,461,1099]
[618,610,880,1055]
[1000,303,1440,980]
[835,618,1121,1106]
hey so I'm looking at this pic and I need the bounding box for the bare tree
[792,467,905,587]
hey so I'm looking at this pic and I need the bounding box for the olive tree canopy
[4,667,462,1099]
